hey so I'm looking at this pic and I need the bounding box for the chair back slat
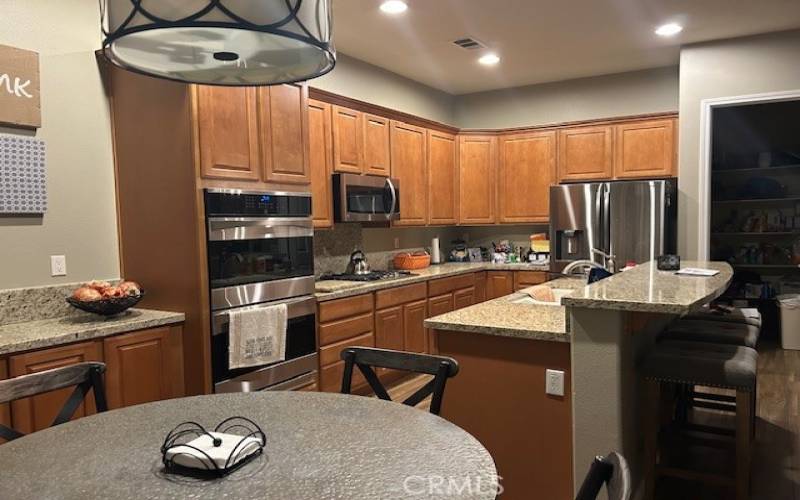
[0,362,108,442]
[340,347,459,416]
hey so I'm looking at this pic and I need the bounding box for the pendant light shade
[101,0,335,86]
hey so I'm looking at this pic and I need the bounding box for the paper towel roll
[431,237,441,264]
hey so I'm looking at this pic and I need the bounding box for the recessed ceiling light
[478,53,500,66]
[380,1,408,14]
[655,23,683,37]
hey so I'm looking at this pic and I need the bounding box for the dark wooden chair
[575,452,631,500]
[340,347,459,415]
[0,362,108,441]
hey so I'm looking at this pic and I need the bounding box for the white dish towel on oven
[228,304,287,370]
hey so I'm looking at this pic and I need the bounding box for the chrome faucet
[591,248,617,274]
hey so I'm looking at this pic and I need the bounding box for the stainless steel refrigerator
[549,179,677,273]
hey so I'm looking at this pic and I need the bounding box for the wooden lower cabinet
[375,306,405,351]
[426,293,454,355]
[0,360,10,443]
[514,271,547,291]
[103,325,185,409]
[454,286,476,310]
[8,341,103,435]
[403,299,428,354]
[5,326,184,436]
[486,271,514,299]
[318,293,375,393]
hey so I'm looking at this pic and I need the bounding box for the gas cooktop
[319,270,418,282]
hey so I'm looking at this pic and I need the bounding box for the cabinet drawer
[319,293,374,323]
[319,312,373,346]
[320,359,369,393]
[319,332,375,367]
[375,283,427,309]
[428,273,476,296]
[514,271,547,290]
[453,286,476,310]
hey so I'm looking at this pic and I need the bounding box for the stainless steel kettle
[346,250,371,275]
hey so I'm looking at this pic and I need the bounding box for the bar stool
[659,319,759,348]
[641,340,757,500]
[683,306,762,328]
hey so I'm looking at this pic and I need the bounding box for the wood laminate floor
[386,343,800,500]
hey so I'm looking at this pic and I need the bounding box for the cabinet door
[427,130,458,225]
[332,106,363,173]
[363,114,391,176]
[9,341,102,435]
[557,125,613,182]
[427,293,454,354]
[103,326,185,410]
[196,86,261,181]
[498,131,556,223]
[260,84,310,184]
[403,299,428,354]
[308,99,334,228]
[375,306,405,351]
[390,121,428,226]
[614,118,675,179]
[474,272,487,303]
[486,271,514,299]
[459,135,496,224]
[454,286,476,310]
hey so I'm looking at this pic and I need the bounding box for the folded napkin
[165,432,262,470]
[228,303,287,370]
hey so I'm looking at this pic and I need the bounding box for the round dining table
[0,392,497,499]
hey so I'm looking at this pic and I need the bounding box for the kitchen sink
[511,288,574,306]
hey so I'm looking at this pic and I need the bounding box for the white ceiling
[332,0,800,95]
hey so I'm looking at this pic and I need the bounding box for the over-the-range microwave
[333,173,400,223]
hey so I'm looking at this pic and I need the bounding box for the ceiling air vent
[452,37,487,50]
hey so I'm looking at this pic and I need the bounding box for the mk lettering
[0,73,33,98]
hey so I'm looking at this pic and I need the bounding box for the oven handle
[212,295,316,336]
[207,217,313,241]
[385,178,398,219]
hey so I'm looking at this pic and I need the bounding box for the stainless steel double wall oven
[204,189,317,392]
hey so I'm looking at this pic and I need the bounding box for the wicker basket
[393,252,431,270]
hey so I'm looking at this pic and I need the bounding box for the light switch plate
[546,369,565,397]
[50,255,67,276]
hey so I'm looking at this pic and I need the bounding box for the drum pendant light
[101,0,336,86]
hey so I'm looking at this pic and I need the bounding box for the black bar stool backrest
[340,347,459,415]
[0,362,108,442]
[575,452,631,500]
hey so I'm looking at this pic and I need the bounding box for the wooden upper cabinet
[614,118,676,179]
[557,125,613,182]
[427,130,458,225]
[103,326,185,410]
[459,135,497,224]
[196,86,261,181]
[9,341,103,435]
[259,84,310,185]
[390,121,428,226]
[363,114,391,176]
[498,131,556,223]
[308,99,334,228]
[331,106,364,173]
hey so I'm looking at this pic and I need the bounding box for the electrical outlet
[50,255,67,277]
[545,369,565,397]
[394,237,400,249]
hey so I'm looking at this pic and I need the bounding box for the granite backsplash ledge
[0,280,116,326]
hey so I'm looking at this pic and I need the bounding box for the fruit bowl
[66,291,145,316]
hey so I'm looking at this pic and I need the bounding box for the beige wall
[0,0,118,289]
[312,54,457,125]
[454,66,679,129]
[678,29,800,259]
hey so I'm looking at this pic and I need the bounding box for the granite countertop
[315,262,551,301]
[561,261,734,314]
[423,278,585,342]
[0,308,185,356]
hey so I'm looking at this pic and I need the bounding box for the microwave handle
[385,178,398,219]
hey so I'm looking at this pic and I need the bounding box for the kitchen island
[425,261,733,499]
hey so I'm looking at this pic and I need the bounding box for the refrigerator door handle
[594,183,604,265]
[604,183,615,271]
